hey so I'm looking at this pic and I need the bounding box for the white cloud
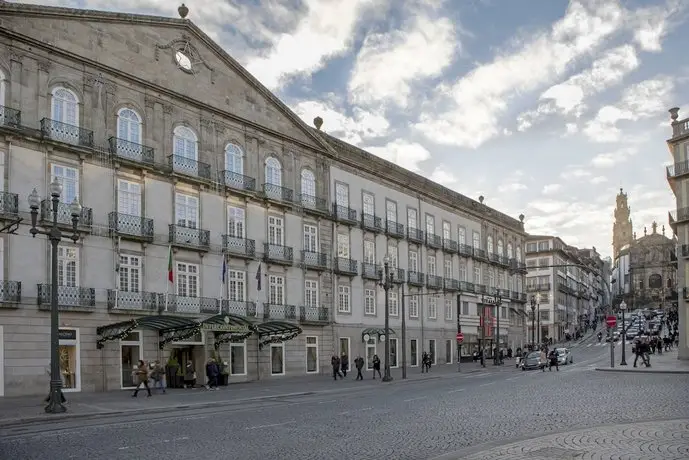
[542,184,562,194]
[497,183,527,193]
[292,99,389,145]
[590,146,637,168]
[564,123,579,135]
[630,0,685,52]
[414,0,627,148]
[560,168,592,180]
[365,140,432,172]
[429,166,458,187]
[590,176,608,184]
[348,12,457,108]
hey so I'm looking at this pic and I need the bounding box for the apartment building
[666,106,688,360]
[0,3,528,397]
[525,236,603,342]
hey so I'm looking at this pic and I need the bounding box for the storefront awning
[202,314,258,349]
[96,315,198,349]
[361,327,395,342]
[257,321,302,348]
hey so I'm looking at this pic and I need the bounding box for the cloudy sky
[35,0,689,257]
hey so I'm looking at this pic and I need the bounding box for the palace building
[0,2,528,396]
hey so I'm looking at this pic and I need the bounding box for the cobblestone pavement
[454,419,689,460]
[2,357,688,460]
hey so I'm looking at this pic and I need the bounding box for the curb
[594,367,689,375]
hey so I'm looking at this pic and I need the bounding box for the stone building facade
[612,188,633,261]
[0,3,528,397]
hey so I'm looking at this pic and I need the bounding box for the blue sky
[33,0,689,257]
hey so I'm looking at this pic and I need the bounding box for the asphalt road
[2,339,688,460]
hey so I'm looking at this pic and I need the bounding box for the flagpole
[165,244,172,312]
[219,256,225,314]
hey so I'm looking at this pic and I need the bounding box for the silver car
[556,348,573,365]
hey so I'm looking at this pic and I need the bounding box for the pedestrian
[548,349,559,372]
[354,355,364,380]
[372,354,381,379]
[205,358,219,390]
[331,354,343,380]
[131,359,152,397]
[183,360,196,388]
[150,360,166,394]
[340,352,349,377]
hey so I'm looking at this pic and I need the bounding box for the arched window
[265,157,282,186]
[507,243,513,259]
[0,70,5,106]
[497,239,504,256]
[224,143,244,175]
[516,246,522,261]
[172,126,198,175]
[487,236,494,254]
[301,169,316,196]
[51,87,79,126]
[117,108,142,144]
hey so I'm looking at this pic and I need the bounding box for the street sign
[456,332,464,342]
[606,315,617,328]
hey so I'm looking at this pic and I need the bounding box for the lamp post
[28,180,82,414]
[530,295,536,347]
[378,255,394,382]
[619,300,627,366]
[456,293,462,372]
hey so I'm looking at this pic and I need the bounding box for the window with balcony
[301,169,316,197]
[498,272,505,288]
[305,280,318,308]
[175,193,198,229]
[225,143,244,174]
[52,164,79,203]
[407,208,418,229]
[507,243,514,259]
[458,226,466,245]
[265,157,283,186]
[228,270,246,301]
[409,295,419,318]
[428,297,437,319]
[497,239,504,255]
[487,236,494,253]
[303,224,318,252]
[473,266,481,284]
[338,285,351,313]
[364,289,376,315]
[364,240,375,264]
[488,268,495,288]
[386,200,397,222]
[445,298,453,320]
[472,231,480,249]
[268,216,284,245]
[425,214,435,235]
[269,275,285,304]
[538,241,549,251]
[117,108,142,145]
[51,87,79,127]
[176,262,199,297]
[118,180,141,217]
[227,206,245,237]
[387,244,398,268]
[389,292,399,316]
[427,255,436,275]
[363,192,375,216]
[58,246,79,287]
[173,126,199,174]
[459,262,467,281]
[409,251,418,271]
[443,222,451,240]
[335,182,349,206]
[442,259,451,279]
[119,255,140,292]
[337,233,350,258]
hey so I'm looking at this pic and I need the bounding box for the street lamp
[28,180,82,414]
[529,293,540,348]
[619,300,627,366]
[378,255,394,382]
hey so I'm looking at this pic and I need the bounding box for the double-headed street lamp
[530,293,540,347]
[28,180,83,414]
[619,300,627,366]
[378,255,394,382]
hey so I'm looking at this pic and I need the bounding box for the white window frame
[427,296,437,319]
[364,288,376,315]
[427,255,436,275]
[117,179,141,217]
[58,328,81,392]
[444,259,453,278]
[57,246,79,287]
[386,200,397,222]
[268,216,284,245]
[362,192,375,216]
[473,231,481,249]
[118,255,140,293]
[387,244,398,268]
[176,262,199,298]
[409,295,419,318]
[119,330,143,390]
[487,236,494,253]
[52,164,79,203]
[227,206,245,238]
[335,182,349,206]
[230,340,247,376]
[337,233,350,258]
[116,108,142,145]
[269,275,285,305]
[270,343,286,376]
[474,266,481,285]
[409,251,418,272]
[364,241,375,264]
[225,143,244,175]
[459,263,467,281]
[172,125,198,161]
[338,285,351,313]
[458,226,466,245]
[507,243,514,259]
[305,336,319,374]
[425,214,435,235]
[389,337,399,368]
[303,224,318,252]
[301,169,316,197]
[407,208,418,229]
[497,239,504,256]
[410,338,419,367]
[175,193,199,228]
[51,87,79,126]
[304,280,318,308]
[445,298,453,321]
[227,270,246,302]
[265,157,282,186]
[389,291,399,316]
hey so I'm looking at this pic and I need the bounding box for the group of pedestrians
[330,351,436,380]
[130,358,222,397]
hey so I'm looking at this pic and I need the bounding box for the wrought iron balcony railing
[386,220,405,238]
[498,288,511,298]
[667,160,689,179]
[302,250,328,270]
[222,170,256,192]
[108,137,155,164]
[332,204,357,224]
[334,257,358,275]
[0,191,19,216]
[460,281,475,293]
[361,213,384,232]
[426,234,442,249]
[300,306,329,323]
[0,105,21,127]
[299,194,328,214]
[165,294,218,314]
[488,253,501,264]
[221,300,257,318]
[392,268,405,284]
[108,212,154,241]
[407,227,424,243]
[499,255,510,266]
[264,243,294,264]
[509,259,527,272]
[0,280,21,304]
[37,284,95,310]
[444,278,459,291]
[40,199,93,227]
[168,224,211,250]
[408,271,425,286]
[222,235,256,258]
[362,262,380,280]
[519,293,527,302]
[263,183,293,202]
[459,244,473,257]
[263,303,298,320]
[40,118,94,148]
[106,290,159,312]
[427,274,443,289]
[473,248,487,260]
[168,154,211,180]
[475,284,488,294]
[443,239,458,253]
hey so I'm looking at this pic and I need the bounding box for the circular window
[175,51,192,72]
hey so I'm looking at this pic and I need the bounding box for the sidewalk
[595,349,689,374]
[0,362,499,427]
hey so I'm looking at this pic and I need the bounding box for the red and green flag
[167,245,173,283]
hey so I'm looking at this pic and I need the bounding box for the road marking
[587,344,592,347]
[447,388,465,393]
[245,421,295,430]
[505,376,520,381]
[338,410,350,415]
[404,396,427,402]
[318,399,338,404]
[119,437,188,450]
[360,407,373,411]
[479,382,495,387]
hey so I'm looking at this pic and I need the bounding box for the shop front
[360,328,395,369]
[58,328,81,392]
[256,321,303,377]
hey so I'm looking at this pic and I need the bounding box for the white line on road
[360,407,373,411]
[404,396,428,402]
[245,421,295,430]
[479,382,495,387]
[505,376,520,381]
[587,344,592,347]
[119,437,189,450]
[318,399,338,404]
[447,388,465,393]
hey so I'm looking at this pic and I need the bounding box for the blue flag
[221,258,227,284]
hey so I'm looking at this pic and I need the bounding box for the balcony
[426,233,442,249]
[408,271,425,287]
[40,200,93,228]
[669,207,689,232]
[169,224,210,251]
[108,212,154,242]
[460,281,475,293]
[383,220,403,239]
[391,268,405,284]
[299,194,328,215]
[300,306,330,324]
[509,259,527,273]
[332,204,357,225]
[459,244,473,257]
[37,284,95,311]
[362,262,380,280]
[40,118,94,148]
[499,255,510,267]
[107,290,160,312]
[361,213,384,233]
[302,250,328,270]
[488,253,501,264]
[222,170,256,193]
[169,154,211,180]
[0,191,19,217]
[511,290,520,301]
[443,239,458,253]
[519,293,527,302]
[221,300,257,318]
[264,243,294,265]
[263,183,293,203]
[473,248,487,260]
[427,274,443,290]
[444,278,459,291]
[0,105,21,127]
[0,280,21,305]
[498,288,511,298]
[474,284,488,294]
[407,227,424,244]
[671,116,689,139]
[681,244,689,258]
[166,295,219,314]
[222,236,255,258]
[108,137,155,164]
[263,303,298,320]
[334,257,358,276]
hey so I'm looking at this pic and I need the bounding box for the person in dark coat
[372,354,381,379]
[354,355,365,380]
[205,358,219,390]
[340,352,349,377]
[331,355,343,380]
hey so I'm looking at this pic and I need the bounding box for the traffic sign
[456,332,464,342]
[606,315,617,328]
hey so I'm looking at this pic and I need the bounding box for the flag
[167,245,173,283]
[256,263,262,291]
[221,257,227,284]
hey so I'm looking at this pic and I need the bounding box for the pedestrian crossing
[587,341,632,347]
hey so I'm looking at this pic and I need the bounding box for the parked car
[555,348,573,365]
[521,351,543,371]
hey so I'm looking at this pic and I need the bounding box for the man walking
[354,355,364,380]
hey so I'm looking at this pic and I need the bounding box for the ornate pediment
[155,33,215,82]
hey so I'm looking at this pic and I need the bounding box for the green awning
[361,327,395,342]
[96,315,198,349]
[257,321,302,348]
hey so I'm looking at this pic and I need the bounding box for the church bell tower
[612,188,633,259]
